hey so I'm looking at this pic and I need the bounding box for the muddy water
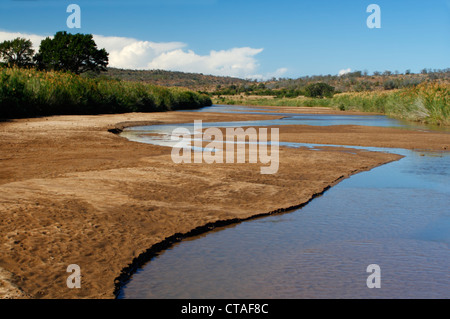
[118,107,449,299]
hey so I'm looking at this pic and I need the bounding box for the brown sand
[0,106,448,299]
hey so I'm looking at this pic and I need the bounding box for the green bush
[304,82,335,98]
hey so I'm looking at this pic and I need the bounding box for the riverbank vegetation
[0,33,211,119]
[0,67,212,119]
[213,82,449,126]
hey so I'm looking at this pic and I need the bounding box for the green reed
[0,67,212,119]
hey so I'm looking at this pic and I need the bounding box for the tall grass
[0,67,212,119]
[214,82,449,126]
[330,83,449,125]
[214,96,332,107]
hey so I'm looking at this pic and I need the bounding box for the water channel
[118,105,449,299]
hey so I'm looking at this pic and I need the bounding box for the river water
[118,106,449,299]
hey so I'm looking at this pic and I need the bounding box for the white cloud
[338,68,352,76]
[247,67,289,81]
[0,30,285,79]
[147,47,264,78]
[0,31,46,51]
[266,67,289,79]
[93,35,186,70]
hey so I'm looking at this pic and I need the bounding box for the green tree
[0,38,35,67]
[304,82,335,98]
[257,83,266,90]
[35,31,108,74]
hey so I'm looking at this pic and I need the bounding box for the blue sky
[0,0,449,79]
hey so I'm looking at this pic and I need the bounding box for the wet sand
[0,106,448,299]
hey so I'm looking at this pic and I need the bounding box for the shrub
[304,82,335,98]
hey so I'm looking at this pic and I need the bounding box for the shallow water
[118,106,450,299]
[121,105,449,148]
[181,104,450,132]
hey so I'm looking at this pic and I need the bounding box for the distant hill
[99,67,450,95]
[101,68,251,91]
[263,69,450,93]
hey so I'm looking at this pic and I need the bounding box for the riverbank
[0,106,448,298]
[0,67,212,119]
[213,82,450,126]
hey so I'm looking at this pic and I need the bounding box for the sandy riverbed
[0,106,448,299]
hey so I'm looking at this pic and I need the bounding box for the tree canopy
[35,31,108,74]
[0,38,35,68]
[304,82,335,98]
